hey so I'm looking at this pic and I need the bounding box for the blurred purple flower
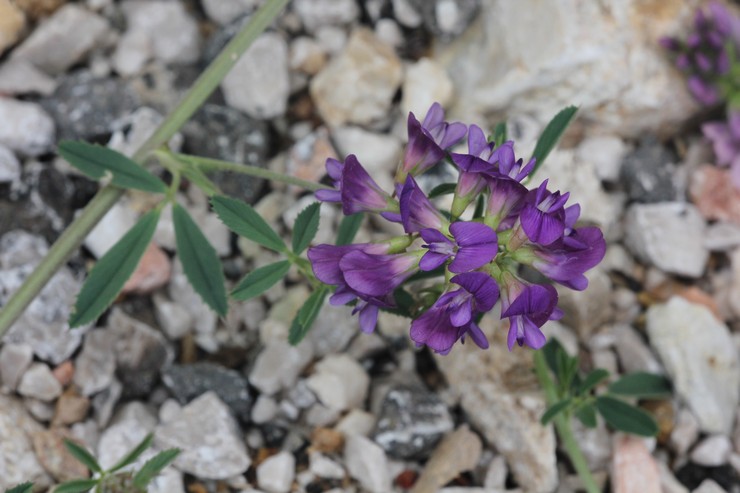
[410,272,499,354]
[400,175,445,233]
[702,110,740,187]
[419,221,498,273]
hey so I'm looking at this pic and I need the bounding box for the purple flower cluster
[703,109,740,187]
[308,103,606,354]
[660,1,740,106]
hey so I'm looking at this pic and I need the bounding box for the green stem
[0,0,291,338]
[533,352,601,493]
[170,152,331,192]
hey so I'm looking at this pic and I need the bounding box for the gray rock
[670,408,699,456]
[83,201,137,259]
[92,378,122,427]
[0,343,33,391]
[0,395,52,490]
[42,71,140,141]
[222,32,290,119]
[155,391,251,479]
[162,362,252,420]
[0,60,57,96]
[0,98,55,156]
[410,0,480,38]
[97,401,157,469]
[1,232,87,364]
[576,136,629,184]
[555,268,612,340]
[647,297,740,434]
[705,222,740,252]
[373,384,454,459]
[433,317,558,492]
[392,0,423,27]
[691,435,732,467]
[625,202,708,278]
[344,434,392,493]
[306,301,358,357]
[17,363,62,401]
[201,0,257,25]
[182,104,270,203]
[257,451,296,493]
[620,141,681,203]
[249,340,313,396]
[73,329,117,396]
[293,0,360,31]
[251,395,278,424]
[612,324,663,374]
[306,354,370,412]
[310,28,403,127]
[11,4,109,75]
[108,309,173,398]
[0,144,19,183]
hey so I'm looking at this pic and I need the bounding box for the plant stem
[533,351,602,493]
[170,152,331,192]
[0,0,291,338]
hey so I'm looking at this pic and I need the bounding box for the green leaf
[336,213,363,246]
[578,369,610,395]
[492,122,507,146]
[608,372,672,399]
[108,433,153,473]
[69,209,160,327]
[132,449,181,488]
[575,402,598,428]
[63,438,102,473]
[288,287,328,345]
[540,398,572,425]
[595,395,658,437]
[541,338,566,376]
[211,195,286,252]
[473,194,485,219]
[231,261,290,301]
[5,482,34,493]
[530,106,578,176]
[173,204,228,316]
[292,202,321,254]
[180,166,220,197]
[53,479,99,493]
[58,141,167,194]
[428,183,457,199]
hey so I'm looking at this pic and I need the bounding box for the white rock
[309,451,345,479]
[249,340,313,395]
[625,202,708,278]
[392,0,422,27]
[117,1,201,69]
[97,402,157,469]
[257,451,296,493]
[0,144,19,183]
[169,258,218,339]
[375,19,404,49]
[576,136,628,183]
[201,0,258,25]
[293,0,360,31]
[314,25,347,55]
[155,392,251,479]
[556,268,612,339]
[17,363,62,401]
[730,248,740,319]
[73,329,117,396]
[690,435,732,467]
[612,324,663,374]
[483,455,508,489]
[705,223,740,252]
[657,461,689,493]
[670,408,699,457]
[441,0,701,137]
[647,297,740,434]
[332,126,401,192]
[0,98,55,156]
[310,28,403,127]
[153,294,193,340]
[251,395,279,424]
[0,343,33,391]
[335,409,376,437]
[0,60,57,96]
[401,58,454,119]
[0,395,52,490]
[344,434,392,493]
[693,479,727,493]
[222,32,290,119]
[306,354,370,411]
[83,200,138,258]
[290,36,327,76]
[149,467,185,493]
[11,4,109,75]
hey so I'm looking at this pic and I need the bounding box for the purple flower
[519,180,570,245]
[702,111,740,188]
[400,175,445,233]
[401,103,467,178]
[484,175,528,230]
[339,250,420,298]
[500,276,562,351]
[531,226,606,291]
[450,125,498,199]
[315,154,397,216]
[419,221,498,273]
[410,272,499,354]
[687,76,720,106]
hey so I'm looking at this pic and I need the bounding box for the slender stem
[533,352,601,493]
[0,0,291,338]
[170,152,331,192]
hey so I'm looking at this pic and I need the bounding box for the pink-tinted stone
[689,165,740,224]
[612,435,661,493]
[122,242,172,294]
[51,360,74,387]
